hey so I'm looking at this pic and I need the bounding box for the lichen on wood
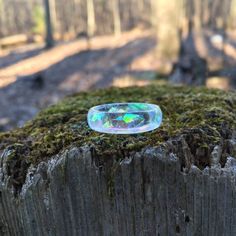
[1,84,236,195]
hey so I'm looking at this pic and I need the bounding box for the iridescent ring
[87,103,162,134]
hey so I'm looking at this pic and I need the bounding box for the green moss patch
[1,85,236,193]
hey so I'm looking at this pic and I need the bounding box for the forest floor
[0,28,236,131]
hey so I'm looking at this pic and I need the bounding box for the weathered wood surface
[1,144,236,236]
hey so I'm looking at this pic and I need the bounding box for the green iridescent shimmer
[91,113,105,122]
[129,103,149,111]
[123,114,142,124]
[1,84,236,193]
[103,121,112,128]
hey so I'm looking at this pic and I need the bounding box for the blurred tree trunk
[0,0,160,39]
[221,0,231,66]
[0,0,6,36]
[137,0,144,13]
[0,0,4,52]
[111,0,121,36]
[87,0,95,37]
[63,0,76,39]
[169,21,207,86]
[209,0,219,28]
[193,0,202,31]
[73,0,81,21]
[72,0,80,34]
[154,0,183,61]
[44,0,54,48]
[202,0,210,26]
[185,0,194,33]
[228,0,236,30]
[150,0,157,28]
[50,0,58,37]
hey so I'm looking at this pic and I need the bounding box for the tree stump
[1,85,236,236]
[169,31,208,86]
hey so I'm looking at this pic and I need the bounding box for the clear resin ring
[87,103,162,134]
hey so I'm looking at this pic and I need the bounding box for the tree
[150,0,157,28]
[32,5,45,35]
[154,0,183,60]
[0,0,6,37]
[50,0,58,36]
[193,0,202,31]
[86,0,95,37]
[44,0,54,48]
[111,0,121,36]
[228,0,236,30]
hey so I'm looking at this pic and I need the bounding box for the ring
[87,103,162,134]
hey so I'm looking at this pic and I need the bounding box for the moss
[1,84,236,193]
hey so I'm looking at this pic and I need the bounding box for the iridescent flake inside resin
[87,103,162,134]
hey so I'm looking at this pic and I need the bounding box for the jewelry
[87,103,162,134]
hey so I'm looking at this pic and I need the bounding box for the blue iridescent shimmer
[87,103,162,134]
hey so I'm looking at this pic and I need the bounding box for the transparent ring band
[87,103,162,134]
